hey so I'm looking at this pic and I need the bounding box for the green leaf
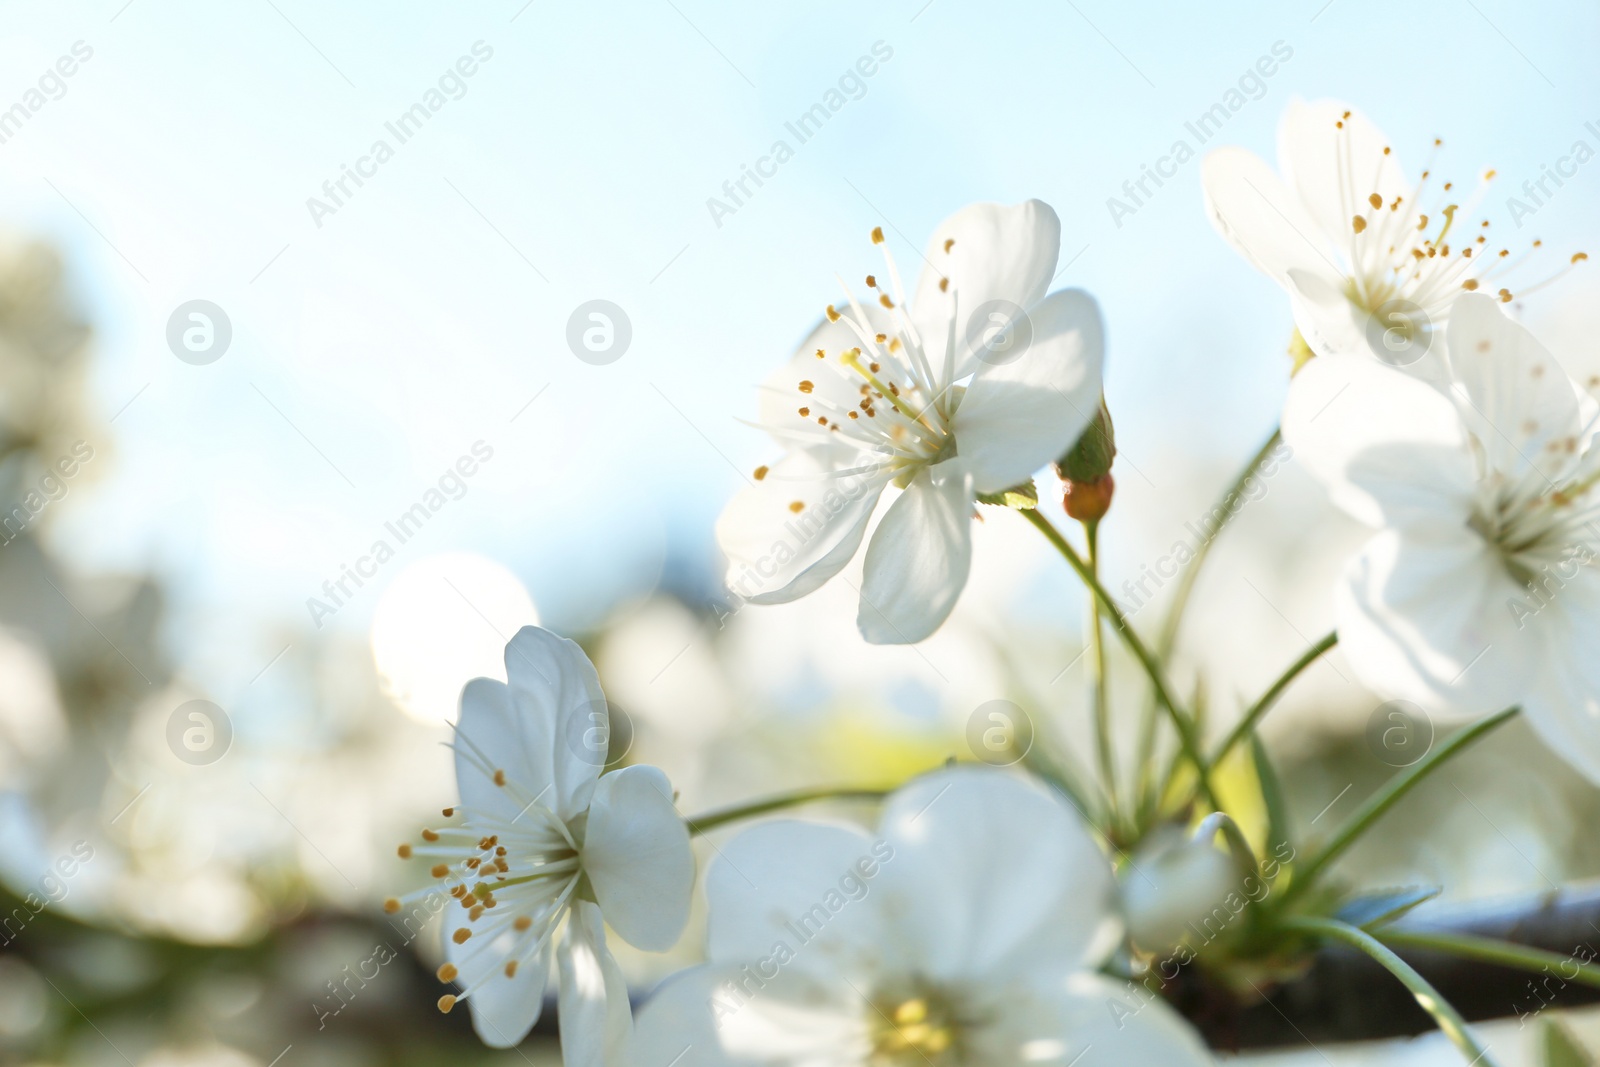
[1251,733,1291,871]
[1334,886,1440,930]
[976,480,1038,509]
[1542,1020,1593,1067]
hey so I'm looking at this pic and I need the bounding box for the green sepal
[1055,399,1115,482]
[976,480,1038,509]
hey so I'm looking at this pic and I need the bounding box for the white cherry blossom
[716,201,1104,644]
[1285,293,1600,782]
[388,626,695,1064]
[629,767,1215,1066]
[1203,98,1585,367]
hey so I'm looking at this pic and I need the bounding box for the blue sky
[1,0,1596,696]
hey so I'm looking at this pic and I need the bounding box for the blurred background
[2,0,1600,1063]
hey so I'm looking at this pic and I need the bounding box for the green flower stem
[1284,917,1503,1067]
[1280,707,1519,908]
[1084,519,1123,832]
[684,787,893,836]
[1022,508,1221,810]
[1378,928,1600,990]
[1199,631,1338,784]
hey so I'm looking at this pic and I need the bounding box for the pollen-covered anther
[505,960,519,978]
[943,238,955,253]
[431,864,449,878]
[397,843,412,859]
[421,829,440,842]
[383,897,400,913]
[438,994,457,1013]
[441,807,454,817]
[452,927,472,944]
[1575,253,1589,264]
[871,226,885,244]
[938,277,949,292]
[1463,279,1479,290]
[815,348,825,359]
[789,501,805,513]
[865,274,877,288]
[875,333,887,343]
[799,380,814,393]
[437,963,458,982]
[492,769,506,786]
[826,305,841,322]
[798,407,810,417]
[1499,288,1514,302]
[469,904,485,920]
[879,294,894,309]
[514,915,533,931]
[753,465,768,481]
[1368,193,1382,209]
[1352,216,1367,234]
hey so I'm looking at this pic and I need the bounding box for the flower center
[758,227,966,505]
[868,988,971,1065]
[1329,111,1586,321]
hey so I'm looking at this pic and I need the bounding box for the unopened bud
[1063,473,1114,522]
[1055,400,1115,483]
[1120,829,1238,953]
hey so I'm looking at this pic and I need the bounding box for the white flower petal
[969,972,1214,1067]
[454,678,536,824]
[1517,574,1600,784]
[1285,268,1370,361]
[716,449,889,605]
[1338,527,1532,715]
[499,626,607,820]
[952,288,1105,494]
[557,900,633,1067]
[583,764,695,952]
[875,767,1118,983]
[629,966,864,1067]
[857,464,974,645]
[1201,146,1341,288]
[703,818,883,984]
[1280,98,1408,249]
[910,200,1061,359]
[1282,354,1475,529]
[1445,292,1587,485]
[453,932,554,1049]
